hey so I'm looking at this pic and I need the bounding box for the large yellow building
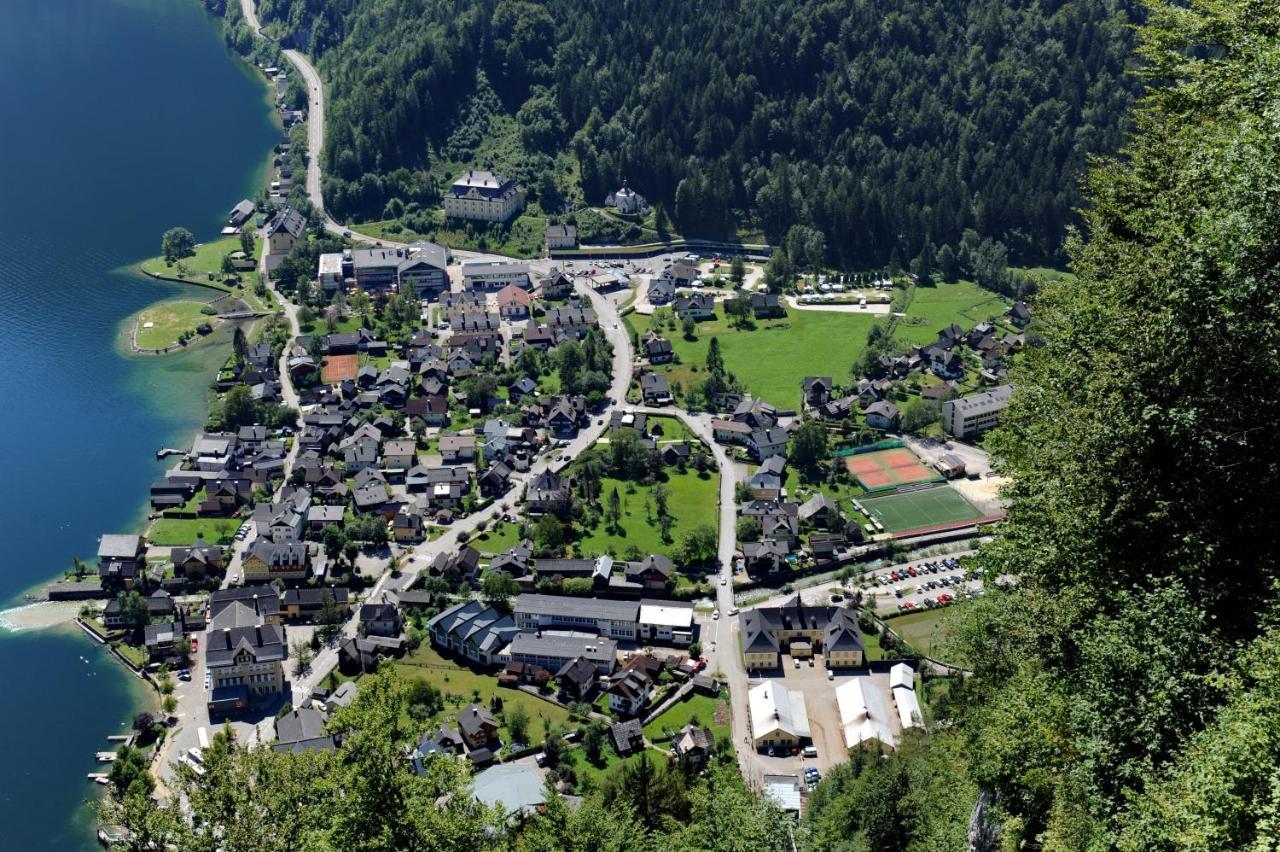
[738,596,864,670]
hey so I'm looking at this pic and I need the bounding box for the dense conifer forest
[250,0,1140,267]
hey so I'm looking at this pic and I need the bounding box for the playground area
[859,485,989,535]
[844,446,941,492]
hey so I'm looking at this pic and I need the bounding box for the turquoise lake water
[0,0,276,845]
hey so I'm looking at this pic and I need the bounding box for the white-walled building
[443,170,525,222]
[835,677,896,750]
[461,257,530,291]
[941,384,1013,438]
[606,181,647,215]
[890,662,924,730]
[748,680,810,748]
[512,594,638,641]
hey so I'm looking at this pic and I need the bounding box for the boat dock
[87,773,109,785]
[155,447,183,460]
[95,751,117,763]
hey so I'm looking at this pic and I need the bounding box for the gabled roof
[458,704,498,739]
[556,656,598,688]
[266,207,306,239]
[748,680,810,739]
[205,624,285,668]
[824,608,864,653]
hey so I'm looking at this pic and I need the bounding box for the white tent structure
[835,677,896,749]
[889,662,915,690]
[894,686,924,730]
[748,680,811,746]
[890,662,924,730]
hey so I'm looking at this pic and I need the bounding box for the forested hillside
[254,0,1139,267]
[803,1,1280,847]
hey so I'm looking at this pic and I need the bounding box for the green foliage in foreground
[99,670,790,851]
[814,2,1280,849]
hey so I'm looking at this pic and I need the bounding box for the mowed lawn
[643,693,730,745]
[567,745,661,787]
[148,516,239,546]
[894,280,1009,346]
[141,235,242,281]
[860,485,984,533]
[394,643,573,746]
[627,310,879,409]
[469,520,527,555]
[578,470,719,557]
[133,299,212,349]
[886,604,965,662]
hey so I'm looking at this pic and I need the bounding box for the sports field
[860,486,985,534]
[322,354,359,383]
[845,447,940,491]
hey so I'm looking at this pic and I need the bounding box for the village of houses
[68,154,1032,818]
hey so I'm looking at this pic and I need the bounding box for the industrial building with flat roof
[513,593,639,640]
[461,257,530,291]
[637,600,695,645]
[941,384,1013,439]
[505,630,617,674]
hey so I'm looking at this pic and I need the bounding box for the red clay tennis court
[321,354,359,383]
[845,447,940,491]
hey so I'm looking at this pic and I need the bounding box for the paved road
[785,294,892,315]
[623,404,762,783]
[233,0,975,787]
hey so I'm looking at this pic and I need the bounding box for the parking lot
[745,653,901,786]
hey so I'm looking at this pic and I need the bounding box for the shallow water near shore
[0,0,276,845]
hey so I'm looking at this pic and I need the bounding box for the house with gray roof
[273,707,335,754]
[205,624,286,716]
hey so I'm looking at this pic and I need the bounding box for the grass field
[357,211,548,259]
[394,644,573,747]
[894,280,1010,346]
[567,745,660,787]
[148,516,238,546]
[643,693,730,745]
[577,470,719,557]
[886,605,964,661]
[133,299,214,349]
[141,236,243,282]
[626,310,879,409]
[470,520,527,555]
[860,486,984,534]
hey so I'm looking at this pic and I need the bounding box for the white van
[802,745,818,758]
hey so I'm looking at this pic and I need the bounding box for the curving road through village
[234,0,817,788]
